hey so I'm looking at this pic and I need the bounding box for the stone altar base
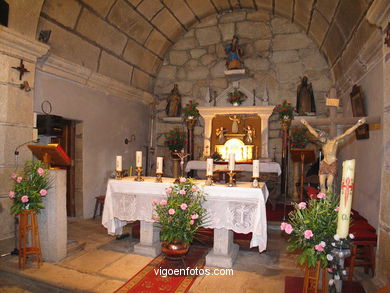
[133,221,161,257]
[206,228,239,268]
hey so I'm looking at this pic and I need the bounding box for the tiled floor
[0,219,377,293]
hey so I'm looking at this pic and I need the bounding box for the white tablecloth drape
[185,160,281,176]
[102,177,269,252]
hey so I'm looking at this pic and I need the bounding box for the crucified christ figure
[301,117,366,193]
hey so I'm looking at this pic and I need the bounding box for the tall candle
[156,157,163,173]
[228,153,235,171]
[206,158,213,176]
[253,159,260,177]
[336,159,355,238]
[136,151,142,167]
[116,156,122,171]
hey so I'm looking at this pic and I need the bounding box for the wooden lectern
[28,144,71,168]
[290,148,316,202]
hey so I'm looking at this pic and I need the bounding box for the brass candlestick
[205,175,213,186]
[134,167,144,181]
[252,177,260,188]
[227,171,236,187]
[155,172,163,183]
[115,170,124,180]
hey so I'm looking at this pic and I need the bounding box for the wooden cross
[11,59,29,80]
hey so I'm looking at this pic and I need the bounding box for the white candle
[253,159,260,177]
[206,158,213,176]
[116,156,122,171]
[228,153,235,171]
[336,159,355,238]
[136,151,142,168]
[156,157,163,173]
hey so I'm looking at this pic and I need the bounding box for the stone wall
[153,11,332,174]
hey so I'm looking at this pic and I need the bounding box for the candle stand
[252,177,260,188]
[155,172,163,183]
[205,175,213,186]
[115,170,124,180]
[134,167,144,182]
[227,171,236,187]
[331,246,351,293]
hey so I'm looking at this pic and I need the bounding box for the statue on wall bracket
[224,35,245,75]
[296,76,316,116]
[166,84,182,117]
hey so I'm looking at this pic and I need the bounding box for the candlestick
[252,177,260,188]
[116,156,122,171]
[253,159,260,177]
[155,172,163,183]
[337,159,355,238]
[156,157,163,173]
[227,170,236,187]
[136,151,142,167]
[115,170,124,180]
[134,167,144,181]
[206,158,213,176]
[228,153,235,171]
[205,175,213,186]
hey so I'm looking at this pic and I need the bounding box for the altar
[102,177,269,268]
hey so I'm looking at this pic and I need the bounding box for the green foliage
[9,160,51,214]
[227,89,247,105]
[291,127,313,148]
[164,127,186,152]
[153,178,207,245]
[182,100,200,118]
[283,192,339,268]
[211,152,222,161]
[274,100,295,120]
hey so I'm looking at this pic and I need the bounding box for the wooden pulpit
[290,149,316,202]
[28,144,71,168]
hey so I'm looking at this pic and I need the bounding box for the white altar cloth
[102,177,269,252]
[185,160,281,176]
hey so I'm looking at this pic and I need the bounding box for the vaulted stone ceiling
[38,0,376,93]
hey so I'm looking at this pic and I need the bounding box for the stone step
[66,239,86,257]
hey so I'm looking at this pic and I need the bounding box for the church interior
[0,0,389,292]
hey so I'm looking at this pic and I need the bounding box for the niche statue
[296,76,316,115]
[166,84,182,117]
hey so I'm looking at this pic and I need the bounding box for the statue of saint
[166,84,181,117]
[244,125,255,144]
[225,35,243,70]
[229,115,240,133]
[300,117,366,193]
[296,76,316,115]
[216,127,226,144]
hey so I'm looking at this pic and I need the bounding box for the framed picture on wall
[350,85,369,140]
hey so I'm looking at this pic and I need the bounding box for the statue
[225,35,243,70]
[229,115,241,133]
[296,76,316,115]
[300,117,366,193]
[244,125,255,144]
[216,126,226,144]
[166,84,181,117]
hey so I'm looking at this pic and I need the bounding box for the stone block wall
[153,11,332,175]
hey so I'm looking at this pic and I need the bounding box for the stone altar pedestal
[38,169,67,263]
[134,221,161,257]
[206,228,239,268]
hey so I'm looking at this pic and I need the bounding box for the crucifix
[11,59,30,80]
[291,88,381,193]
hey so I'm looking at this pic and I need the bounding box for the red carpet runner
[114,246,209,293]
[284,276,365,293]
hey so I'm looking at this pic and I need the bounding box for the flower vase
[233,102,239,106]
[161,241,189,258]
[280,118,292,131]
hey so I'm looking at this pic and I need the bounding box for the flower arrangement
[274,100,294,120]
[290,127,313,148]
[281,192,353,292]
[182,100,200,119]
[164,127,186,152]
[227,89,247,105]
[152,178,207,245]
[211,152,222,161]
[8,160,51,215]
